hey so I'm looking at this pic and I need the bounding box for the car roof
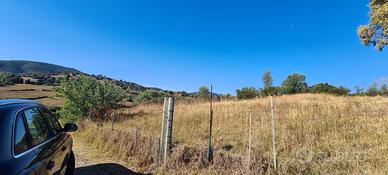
[0,99,41,106]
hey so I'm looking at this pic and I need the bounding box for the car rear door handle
[46,160,55,170]
[61,146,67,151]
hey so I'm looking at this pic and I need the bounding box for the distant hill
[0,60,81,74]
[0,60,171,94]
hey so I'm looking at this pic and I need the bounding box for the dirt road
[72,137,148,175]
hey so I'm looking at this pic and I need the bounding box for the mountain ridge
[0,60,82,74]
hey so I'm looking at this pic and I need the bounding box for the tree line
[234,71,388,100]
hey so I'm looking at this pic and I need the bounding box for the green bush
[54,76,127,122]
[0,72,22,86]
[135,89,168,104]
[309,83,350,96]
[236,87,258,100]
[198,86,209,98]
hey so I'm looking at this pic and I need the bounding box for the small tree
[262,71,273,89]
[262,71,276,96]
[55,76,127,122]
[281,73,308,94]
[198,86,209,98]
[236,87,258,100]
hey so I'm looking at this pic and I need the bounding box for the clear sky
[0,0,387,94]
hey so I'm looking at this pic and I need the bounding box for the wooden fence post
[164,97,175,162]
[270,96,277,170]
[159,97,168,162]
[248,113,252,169]
[207,85,214,163]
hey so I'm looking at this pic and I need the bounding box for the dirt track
[73,137,148,175]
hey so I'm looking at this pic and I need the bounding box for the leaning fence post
[270,96,277,170]
[164,97,175,162]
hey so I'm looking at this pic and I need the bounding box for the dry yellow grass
[76,94,388,174]
[0,84,64,106]
[4,84,385,173]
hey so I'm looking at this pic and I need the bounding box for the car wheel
[64,151,75,175]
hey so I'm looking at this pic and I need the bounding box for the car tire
[64,151,75,175]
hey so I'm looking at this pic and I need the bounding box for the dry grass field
[0,84,63,106]
[76,94,388,174]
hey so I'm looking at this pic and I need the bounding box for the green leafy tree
[236,87,258,100]
[358,0,388,51]
[54,76,127,122]
[281,73,308,94]
[135,89,167,104]
[198,86,209,98]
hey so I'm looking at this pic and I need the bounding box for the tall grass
[75,94,388,174]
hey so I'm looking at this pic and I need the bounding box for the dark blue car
[0,99,77,175]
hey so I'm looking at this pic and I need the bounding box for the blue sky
[0,0,387,94]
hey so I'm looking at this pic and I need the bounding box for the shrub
[330,86,350,96]
[54,76,127,122]
[236,87,258,100]
[135,89,168,104]
[309,83,350,96]
[198,86,209,98]
[0,72,22,86]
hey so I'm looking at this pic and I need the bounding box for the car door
[12,112,38,175]
[23,107,59,175]
[38,107,70,175]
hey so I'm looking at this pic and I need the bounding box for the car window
[14,113,29,155]
[39,107,62,135]
[24,108,50,146]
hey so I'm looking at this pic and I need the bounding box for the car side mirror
[63,123,78,132]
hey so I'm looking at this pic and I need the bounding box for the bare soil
[73,137,149,175]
